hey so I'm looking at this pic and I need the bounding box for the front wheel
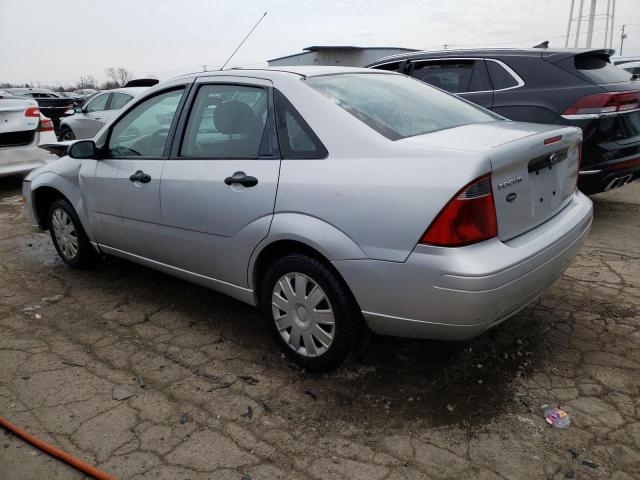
[260,254,365,372]
[49,199,98,269]
[60,127,76,141]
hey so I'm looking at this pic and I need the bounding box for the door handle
[224,172,258,188]
[129,170,151,184]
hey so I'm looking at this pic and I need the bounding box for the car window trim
[102,85,191,160]
[407,57,524,93]
[170,81,280,161]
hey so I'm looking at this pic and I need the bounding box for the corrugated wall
[268,48,412,67]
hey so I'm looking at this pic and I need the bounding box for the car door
[83,86,188,263]
[408,59,493,109]
[74,92,111,138]
[160,77,280,287]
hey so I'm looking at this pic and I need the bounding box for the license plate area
[528,147,571,220]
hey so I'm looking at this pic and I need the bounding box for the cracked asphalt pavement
[1,176,639,480]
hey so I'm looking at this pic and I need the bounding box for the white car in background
[59,87,150,140]
[0,94,58,177]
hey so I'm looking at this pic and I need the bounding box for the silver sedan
[23,67,592,371]
[59,87,149,140]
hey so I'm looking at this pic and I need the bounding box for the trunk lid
[401,121,581,241]
[0,98,39,135]
[488,125,581,240]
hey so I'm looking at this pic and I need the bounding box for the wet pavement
[1,176,639,480]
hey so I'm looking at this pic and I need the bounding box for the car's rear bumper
[334,190,593,340]
[0,145,56,177]
[578,153,640,194]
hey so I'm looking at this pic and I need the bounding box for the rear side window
[372,61,402,72]
[486,61,520,90]
[305,73,500,141]
[180,84,268,158]
[574,54,633,84]
[274,89,327,159]
[410,60,474,93]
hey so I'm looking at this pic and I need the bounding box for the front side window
[86,93,110,112]
[411,60,474,93]
[108,88,184,157]
[110,93,133,110]
[306,73,500,141]
[372,61,402,72]
[180,84,268,158]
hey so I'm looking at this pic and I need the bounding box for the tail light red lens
[563,91,640,116]
[24,106,40,117]
[420,174,498,247]
[38,116,54,132]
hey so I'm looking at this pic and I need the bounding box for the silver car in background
[59,87,149,140]
[23,67,592,371]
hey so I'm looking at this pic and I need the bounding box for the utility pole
[585,0,597,48]
[620,24,627,55]
[574,0,585,47]
[609,0,616,48]
[565,0,575,47]
[604,0,611,49]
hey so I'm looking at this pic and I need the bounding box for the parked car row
[24,66,592,371]
[3,88,76,135]
[368,47,640,194]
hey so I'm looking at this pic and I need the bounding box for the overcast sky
[1,0,639,86]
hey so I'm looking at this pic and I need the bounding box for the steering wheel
[131,128,171,155]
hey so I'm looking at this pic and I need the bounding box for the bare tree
[105,67,133,87]
[76,75,98,90]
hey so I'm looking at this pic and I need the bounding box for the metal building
[267,46,418,68]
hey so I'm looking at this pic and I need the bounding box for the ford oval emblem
[506,192,517,203]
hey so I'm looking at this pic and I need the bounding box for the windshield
[305,73,500,140]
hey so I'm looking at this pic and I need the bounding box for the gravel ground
[0,176,639,480]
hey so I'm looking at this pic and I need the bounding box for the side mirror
[68,140,97,159]
[74,106,83,114]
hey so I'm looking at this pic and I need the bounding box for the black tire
[48,198,98,269]
[260,253,367,372]
[60,126,76,141]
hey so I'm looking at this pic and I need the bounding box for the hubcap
[51,208,78,260]
[272,272,335,357]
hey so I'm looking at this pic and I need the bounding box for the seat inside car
[197,100,263,157]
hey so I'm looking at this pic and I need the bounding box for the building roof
[268,45,418,63]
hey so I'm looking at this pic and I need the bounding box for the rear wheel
[48,199,98,269]
[260,253,364,372]
[60,126,76,141]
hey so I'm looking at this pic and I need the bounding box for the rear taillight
[38,116,54,132]
[420,174,498,247]
[24,106,40,117]
[563,91,640,117]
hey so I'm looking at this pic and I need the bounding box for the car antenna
[219,11,268,71]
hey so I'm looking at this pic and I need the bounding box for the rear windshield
[574,54,634,84]
[304,73,500,140]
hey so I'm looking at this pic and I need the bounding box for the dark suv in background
[368,48,640,194]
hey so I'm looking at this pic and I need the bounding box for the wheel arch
[248,213,367,293]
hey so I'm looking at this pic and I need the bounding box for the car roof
[177,65,393,81]
[367,47,615,65]
[107,86,149,96]
[5,87,58,93]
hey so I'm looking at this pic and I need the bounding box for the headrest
[214,101,261,135]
